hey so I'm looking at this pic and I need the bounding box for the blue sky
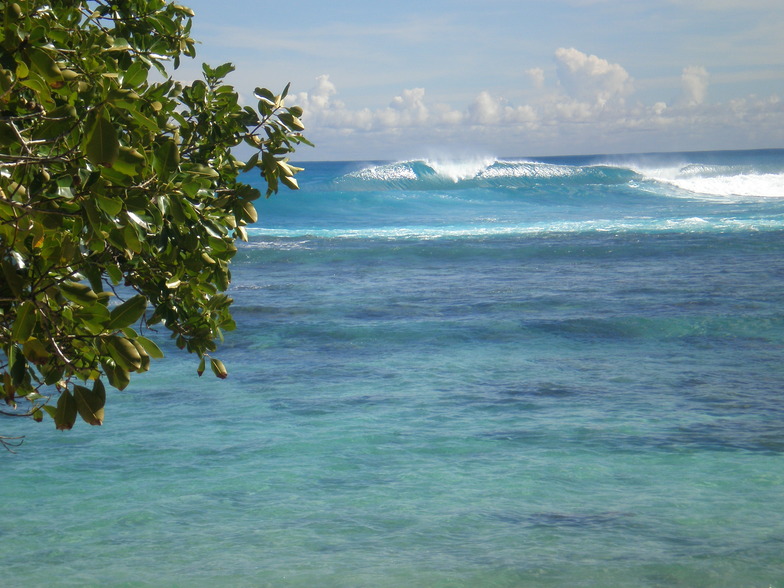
[178,0,784,161]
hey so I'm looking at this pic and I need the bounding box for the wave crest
[329,155,784,199]
[633,163,784,199]
[334,159,639,190]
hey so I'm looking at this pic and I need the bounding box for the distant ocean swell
[327,156,784,199]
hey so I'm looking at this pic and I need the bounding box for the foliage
[0,0,310,432]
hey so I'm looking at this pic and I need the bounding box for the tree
[0,0,310,436]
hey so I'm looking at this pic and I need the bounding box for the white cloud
[653,102,668,115]
[554,47,633,107]
[383,88,429,127]
[468,91,503,125]
[679,65,710,106]
[293,74,340,112]
[290,49,782,160]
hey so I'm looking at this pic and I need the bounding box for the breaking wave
[333,159,640,191]
[330,155,784,199]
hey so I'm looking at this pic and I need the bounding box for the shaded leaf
[85,110,119,167]
[1,259,23,297]
[102,361,130,391]
[54,391,77,430]
[60,281,99,306]
[73,382,105,426]
[153,139,179,180]
[22,338,49,365]
[11,300,37,343]
[109,295,147,330]
[105,336,143,371]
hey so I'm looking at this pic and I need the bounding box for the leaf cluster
[0,1,310,430]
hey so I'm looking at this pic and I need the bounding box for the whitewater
[3,149,784,587]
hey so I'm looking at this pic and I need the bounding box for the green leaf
[131,339,151,372]
[28,47,63,83]
[9,346,26,387]
[123,61,148,87]
[102,361,130,391]
[113,147,146,177]
[136,336,164,359]
[73,382,106,426]
[240,200,258,224]
[106,263,123,285]
[242,152,259,173]
[1,259,23,297]
[22,338,50,365]
[15,61,29,79]
[153,139,179,180]
[109,295,148,330]
[42,362,64,386]
[210,357,228,379]
[32,104,77,141]
[11,300,37,343]
[0,121,20,147]
[95,194,123,216]
[254,87,275,103]
[54,390,77,430]
[209,62,235,79]
[280,175,299,190]
[186,163,219,178]
[105,336,143,372]
[74,303,110,323]
[123,224,142,254]
[106,38,132,52]
[85,110,119,168]
[60,281,99,306]
[279,113,305,131]
[127,108,159,132]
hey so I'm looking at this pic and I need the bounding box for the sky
[176,0,784,161]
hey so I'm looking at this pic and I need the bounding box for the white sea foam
[349,161,418,182]
[245,216,784,240]
[634,164,784,199]
[666,173,784,198]
[425,157,497,182]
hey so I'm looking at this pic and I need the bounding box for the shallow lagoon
[4,151,784,586]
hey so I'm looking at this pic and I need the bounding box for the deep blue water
[4,149,784,586]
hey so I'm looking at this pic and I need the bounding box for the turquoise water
[4,150,784,586]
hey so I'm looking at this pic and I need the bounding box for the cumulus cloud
[290,49,781,159]
[294,74,338,111]
[382,88,429,126]
[679,65,710,106]
[295,75,463,131]
[465,92,538,126]
[468,91,503,125]
[554,47,633,106]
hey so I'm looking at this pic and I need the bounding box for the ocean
[3,149,784,587]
